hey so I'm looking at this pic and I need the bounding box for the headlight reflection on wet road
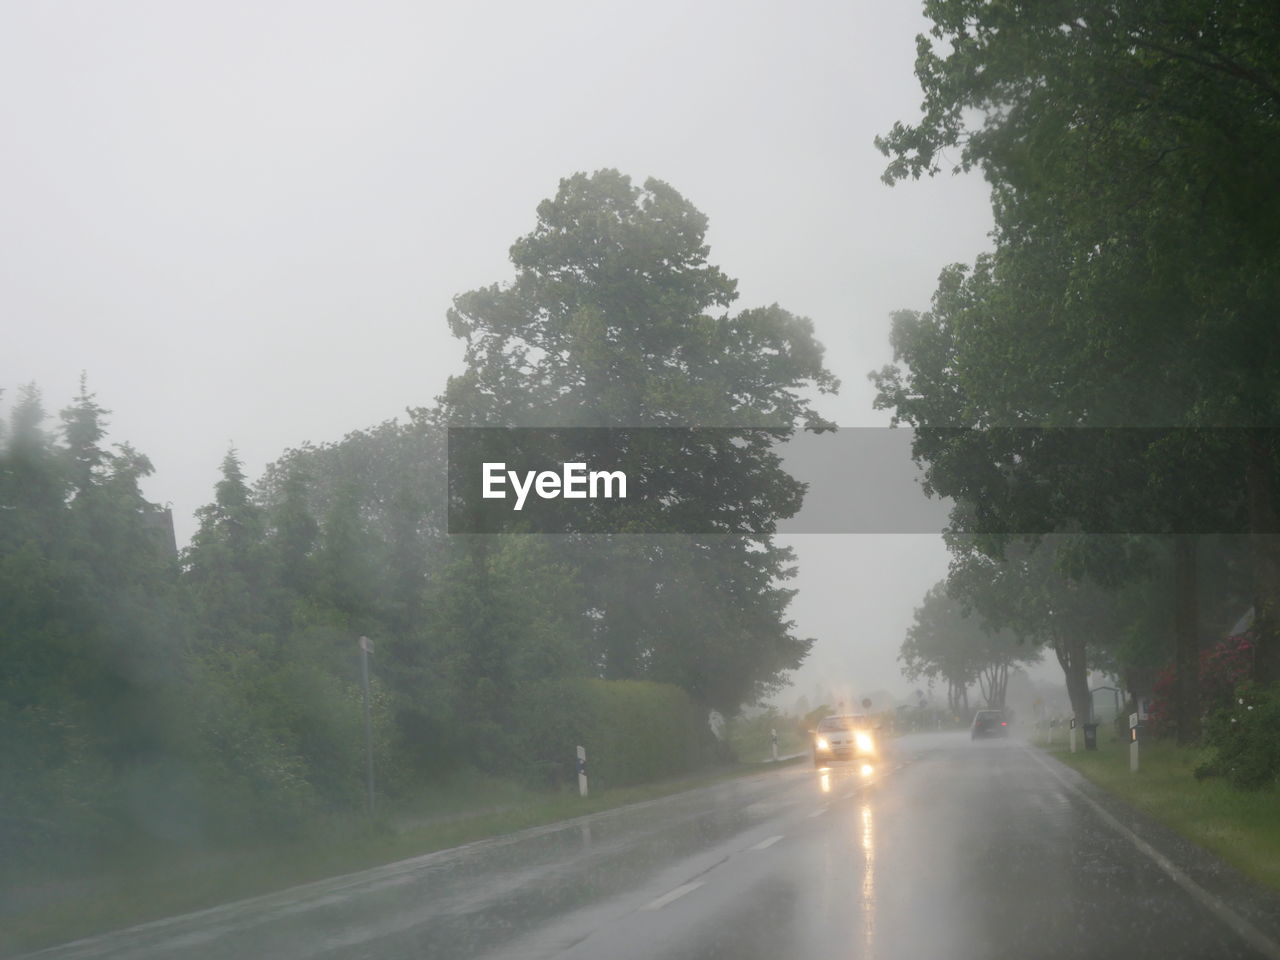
[815,760,879,956]
[861,802,876,958]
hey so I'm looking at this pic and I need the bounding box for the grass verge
[1037,728,1280,894]
[1,757,799,956]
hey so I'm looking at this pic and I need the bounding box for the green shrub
[186,646,395,839]
[0,700,114,869]
[726,707,802,761]
[510,679,708,790]
[1202,682,1280,790]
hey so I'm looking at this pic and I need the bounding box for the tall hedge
[510,679,707,790]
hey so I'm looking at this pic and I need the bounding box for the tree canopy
[877,1,1280,737]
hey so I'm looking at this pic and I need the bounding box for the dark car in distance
[971,709,1008,740]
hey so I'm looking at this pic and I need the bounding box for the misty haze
[4,3,1280,959]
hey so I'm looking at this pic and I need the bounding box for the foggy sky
[2,1,994,698]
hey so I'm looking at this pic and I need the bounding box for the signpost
[576,745,588,797]
[1129,712,1140,772]
[359,636,375,817]
[1069,716,1077,754]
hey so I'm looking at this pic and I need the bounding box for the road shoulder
[1031,745,1280,957]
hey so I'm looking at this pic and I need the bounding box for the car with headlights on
[812,714,876,766]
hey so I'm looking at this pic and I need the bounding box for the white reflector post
[576,745,588,797]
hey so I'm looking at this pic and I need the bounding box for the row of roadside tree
[879,3,1280,782]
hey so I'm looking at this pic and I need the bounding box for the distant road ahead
[24,733,1280,960]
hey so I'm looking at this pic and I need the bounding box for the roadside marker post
[771,727,778,762]
[1069,717,1077,754]
[1130,712,1140,772]
[577,745,588,797]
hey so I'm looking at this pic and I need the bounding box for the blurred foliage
[1151,635,1256,740]
[725,707,804,762]
[1,172,837,872]
[901,581,1039,714]
[1200,683,1280,790]
[876,0,1280,751]
[511,678,714,790]
[428,170,833,717]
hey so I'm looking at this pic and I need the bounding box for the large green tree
[947,536,1128,723]
[901,581,1041,714]
[434,170,838,715]
[1,383,190,851]
[871,252,1246,739]
[876,0,1280,691]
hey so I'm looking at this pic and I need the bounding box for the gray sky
[2,0,994,699]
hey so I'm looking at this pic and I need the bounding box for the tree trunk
[1173,534,1200,744]
[1053,625,1091,724]
[1246,429,1280,685]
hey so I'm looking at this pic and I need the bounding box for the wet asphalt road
[24,733,1280,960]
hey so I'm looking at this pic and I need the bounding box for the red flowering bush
[1145,634,1254,739]
[1201,635,1256,706]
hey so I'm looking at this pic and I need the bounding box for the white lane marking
[1027,748,1280,960]
[163,931,222,949]
[842,789,858,800]
[750,835,783,850]
[642,881,704,911]
[808,806,828,818]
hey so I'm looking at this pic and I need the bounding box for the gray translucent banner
[778,428,949,534]
[447,426,1272,535]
